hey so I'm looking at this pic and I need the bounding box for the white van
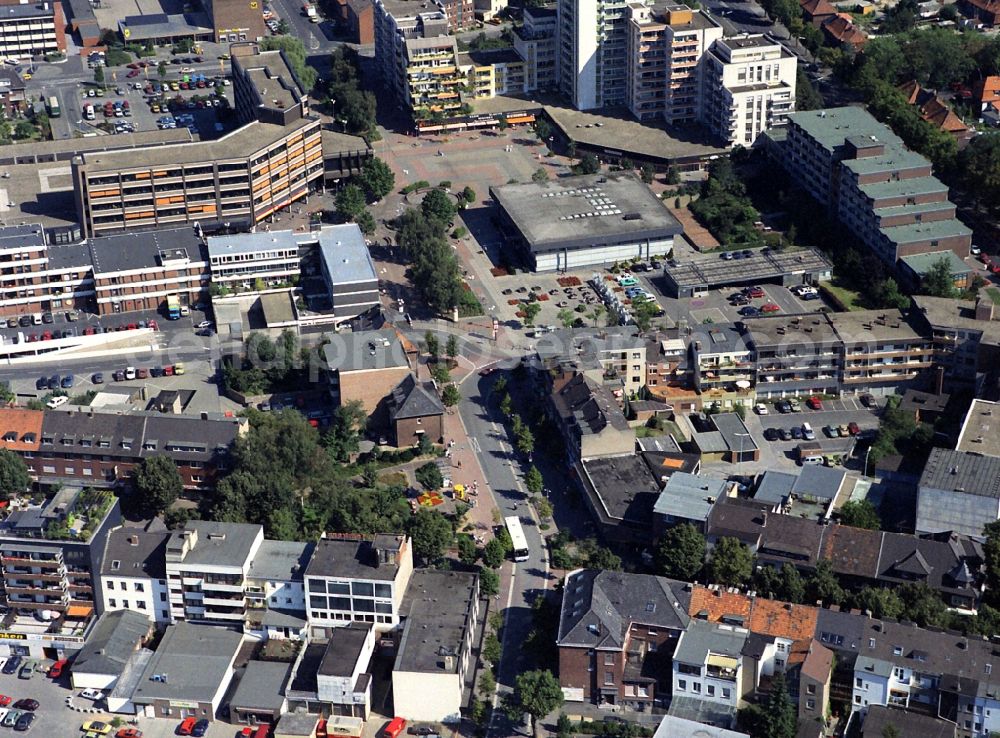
[802,422,816,441]
[125,366,136,380]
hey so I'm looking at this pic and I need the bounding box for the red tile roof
[749,598,819,642]
[822,15,867,47]
[0,408,43,452]
[688,585,752,624]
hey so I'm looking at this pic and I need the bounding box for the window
[692,682,701,693]
[893,646,903,656]
[604,653,615,665]
[806,699,815,710]
[137,601,146,610]
[807,684,816,695]
[722,688,731,699]
[107,581,114,590]
[707,685,715,697]
[855,695,862,704]
[648,641,657,652]
[678,680,686,691]
[604,672,614,686]
[135,583,144,592]
[856,677,863,688]
[109,598,117,607]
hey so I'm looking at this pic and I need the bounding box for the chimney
[935,365,945,396]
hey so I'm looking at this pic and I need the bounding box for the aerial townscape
[1,0,1000,737]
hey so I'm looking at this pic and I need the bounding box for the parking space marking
[690,307,728,324]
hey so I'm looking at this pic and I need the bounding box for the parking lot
[743,396,881,460]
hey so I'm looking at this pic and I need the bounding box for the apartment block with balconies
[829,309,934,395]
[403,36,465,117]
[164,521,264,627]
[690,323,755,407]
[625,3,722,124]
[0,2,65,58]
[558,0,630,109]
[701,35,796,148]
[245,539,313,639]
[0,224,94,319]
[515,4,559,92]
[745,314,842,399]
[672,619,748,713]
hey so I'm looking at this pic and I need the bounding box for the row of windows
[307,579,392,598]
[675,680,731,699]
[309,595,393,614]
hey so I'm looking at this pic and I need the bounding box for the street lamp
[864,445,872,478]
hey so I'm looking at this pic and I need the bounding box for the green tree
[897,581,949,627]
[321,400,366,462]
[537,498,553,521]
[777,563,806,604]
[458,535,478,565]
[532,167,548,184]
[133,455,183,517]
[984,520,1000,603]
[632,299,660,332]
[763,672,797,738]
[478,667,496,696]
[522,302,542,327]
[421,188,456,225]
[578,153,600,175]
[482,536,507,568]
[0,449,29,496]
[796,69,823,111]
[408,508,452,562]
[807,559,845,606]
[839,499,882,530]
[356,210,376,235]
[480,566,500,596]
[415,461,443,490]
[655,523,705,580]
[874,278,911,310]
[959,133,1000,214]
[556,308,576,328]
[588,546,622,571]
[94,65,105,86]
[707,537,752,587]
[920,256,958,298]
[881,725,901,738]
[515,424,535,456]
[513,670,564,737]
[424,331,440,359]
[852,586,905,620]
[483,631,502,663]
[445,334,458,360]
[462,186,476,204]
[157,60,166,79]
[431,362,451,386]
[335,184,366,222]
[442,384,461,407]
[357,157,395,201]
[525,465,544,496]
[640,164,655,184]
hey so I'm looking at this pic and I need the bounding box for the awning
[67,604,93,618]
[707,654,739,670]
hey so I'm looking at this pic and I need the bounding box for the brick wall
[394,414,443,447]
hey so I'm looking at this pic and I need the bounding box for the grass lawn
[821,281,865,311]
[378,470,408,487]
[987,287,1000,306]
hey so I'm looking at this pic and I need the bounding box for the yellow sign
[0,633,26,640]
[123,28,131,38]
[170,701,198,709]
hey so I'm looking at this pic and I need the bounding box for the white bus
[505,515,530,562]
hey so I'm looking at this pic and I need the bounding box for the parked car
[2,656,21,675]
[92,373,104,384]
[12,712,32,732]
[17,661,33,679]
[788,399,802,412]
[48,659,67,678]
[779,428,793,441]
[847,421,860,436]
[177,718,197,736]
[61,374,74,388]
[754,403,769,415]
[11,701,36,713]
[112,370,125,382]
[191,720,209,737]
[807,396,823,410]
[838,424,850,437]
[743,286,765,298]
[79,689,103,701]
[860,394,877,408]
[738,306,760,317]
[115,729,143,738]
[0,696,9,707]
[35,376,47,390]
[790,426,804,440]
[760,302,781,314]
[46,375,59,390]
[775,400,791,414]
[824,425,839,438]
[0,709,19,728]
[136,368,149,379]
[82,721,112,735]
[383,718,408,738]
[763,427,779,441]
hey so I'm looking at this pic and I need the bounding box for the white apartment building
[207,230,304,288]
[304,534,414,636]
[558,0,630,109]
[625,3,722,124]
[100,525,172,626]
[245,539,313,639]
[672,620,748,708]
[701,35,796,147]
[316,623,376,719]
[164,521,265,627]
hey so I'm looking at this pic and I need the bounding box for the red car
[127,62,139,69]
[126,69,140,78]
[41,330,52,341]
[177,717,197,736]
[382,718,407,738]
[115,729,143,738]
[807,396,823,410]
[84,327,95,335]
[48,658,68,678]
[163,365,174,376]
[847,421,860,436]
[760,302,781,313]
[0,695,11,707]
[148,319,158,331]
[978,252,992,264]
[744,286,766,298]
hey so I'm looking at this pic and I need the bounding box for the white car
[125,366,136,380]
[971,244,982,255]
[0,708,7,724]
[79,689,103,701]
[46,396,68,409]
[196,320,213,329]
[754,403,769,415]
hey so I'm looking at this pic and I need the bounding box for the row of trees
[655,525,963,629]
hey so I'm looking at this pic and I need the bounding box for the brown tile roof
[822,15,867,47]
[897,80,970,135]
[789,638,833,682]
[749,598,819,642]
[688,585,752,624]
[820,525,882,579]
[0,408,43,452]
[975,75,1000,106]
[898,79,921,105]
[799,0,837,17]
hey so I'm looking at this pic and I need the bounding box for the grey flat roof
[101,525,170,579]
[248,540,314,582]
[318,225,378,285]
[167,520,262,568]
[900,250,971,276]
[132,622,242,704]
[0,224,44,253]
[276,712,319,736]
[72,610,149,677]
[919,447,1000,498]
[0,128,190,166]
[881,219,971,244]
[47,242,92,271]
[654,472,726,522]
[792,464,845,502]
[207,229,311,258]
[664,247,832,289]
[859,176,948,201]
[0,3,56,19]
[304,535,404,581]
[491,172,682,253]
[580,455,660,524]
[319,622,372,676]
[827,308,927,344]
[88,227,207,275]
[230,660,291,712]
[118,12,212,40]
[957,400,1000,459]
[80,118,316,170]
[841,149,929,176]
[653,715,747,738]
[322,328,409,374]
[395,570,478,673]
[674,619,748,663]
[744,312,839,347]
[321,129,371,156]
[786,107,904,155]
